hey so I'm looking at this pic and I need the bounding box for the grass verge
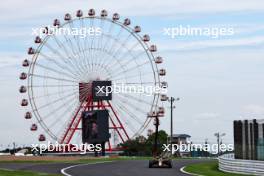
[0,156,153,164]
[184,161,253,176]
[0,169,60,176]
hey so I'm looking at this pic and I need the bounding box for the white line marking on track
[61,161,113,176]
[180,166,203,176]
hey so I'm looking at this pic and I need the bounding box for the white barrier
[219,153,264,176]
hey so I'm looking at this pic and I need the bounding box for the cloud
[159,36,264,51]
[195,112,220,120]
[1,0,264,22]
[234,24,264,35]
[243,104,264,115]
[0,52,24,68]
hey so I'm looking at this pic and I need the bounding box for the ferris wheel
[19,9,168,149]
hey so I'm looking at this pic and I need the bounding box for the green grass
[0,160,62,164]
[78,156,152,163]
[0,169,60,176]
[0,156,153,164]
[184,161,253,176]
[0,156,209,164]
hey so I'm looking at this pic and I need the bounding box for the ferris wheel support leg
[98,101,115,151]
[65,113,82,144]
[107,101,130,141]
[65,98,93,144]
[110,115,125,142]
[101,101,125,143]
[60,102,84,144]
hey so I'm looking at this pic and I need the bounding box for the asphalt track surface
[0,159,213,176]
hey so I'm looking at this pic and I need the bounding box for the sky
[0,0,264,149]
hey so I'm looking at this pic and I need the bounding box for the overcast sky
[0,0,264,148]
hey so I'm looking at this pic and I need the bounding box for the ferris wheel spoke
[80,18,92,74]
[30,73,78,83]
[97,36,127,70]
[55,102,82,140]
[80,46,116,74]
[29,87,78,100]
[95,22,114,69]
[112,113,137,135]
[41,99,77,125]
[110,60,149,79]
[52,35,85,78]
[113,99,144,125]
[107,41,147,71]
[88,18,96,72]
[114,82,154,85]
[109,33,132,60]
[30,84,77,88]
[110,104,138,134]
[114,94,147,115]
[117,93,154,106]
[98,34,141,72]
[102,24,123,54]
[98,26,124,68]
[94,35,113,69]
[109,50,146,71]
[76,18,91,75]
[101,21,114,49]
[32,90,78,112]
[67,21,89,78]
[41,95,77,122]
[83,17,95,71]
[114,97,148,117]
[89,35,129,76]
[78,48,104,75]
[102,33,132,68]
[94,33,120,70]
[106,50,142,69]
[42,43,82,79]
[68,46,115,82]
[92,19,104,70]
[68,21,84,57]
[37,52,80,79]
[90,18,99,72]
[63,38,89,78]
[107,42,142,69]
[94,31,119,72]
[61,34,86,75]
[117,41,141,60]
[139,118,152,134]
[34,62,79,81]
[116,103,143,125]
[111,71,153,81]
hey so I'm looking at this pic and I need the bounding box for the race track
[0,159,213,176]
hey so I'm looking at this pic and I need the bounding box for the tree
[146,130,168,155]
[119,130,168,156]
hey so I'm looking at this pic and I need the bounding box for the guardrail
[219,153,264,176]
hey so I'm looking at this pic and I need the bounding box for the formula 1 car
[149,152,172,168]
[148,116,172,168]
